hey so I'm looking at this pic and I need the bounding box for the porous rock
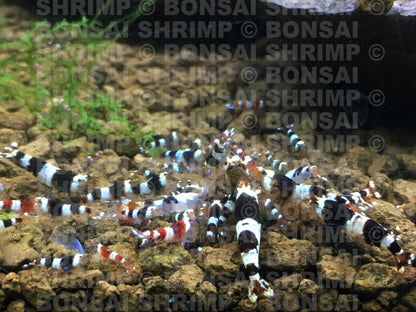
[18,136,51,159]
[328,167,368,193]
[260,239,318,272]
[394,179,416,204]
[6,299,25,312]
[397,153,416,179]
[116,284,145,312]
[376,290,398,307]
[0,109,33,131]
[49,269,104,290]
[341,145,375,173]
[138,244,193,278]
[143,276,168,294]
[298,278,319,294]
[167,264,204,294]
[353,263,396,296]
[317,255,356,289]
[196,245,240,282]
[59,137,95,160]
[18,267,55,309]
[368,154,400,178]
[273,273,302,291]
[370,172,394,202]
[0,230,38,270]
[2,272,20,295]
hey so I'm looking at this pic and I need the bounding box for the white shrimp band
[79,206,86,214]
[52,258,62,269]
[236,185,259,202]
[208,217,218,226]
[19,151,33,168]
[381,234,396,249]
[224,200,235,212]
[70,174,88,192]
[295,141,305,151]
[249,273,260,281]
[38,163,59,186]
[206,231,214,238]
[86,194,93,201]
[292,184,312,202]
[140,182,151,195]
[39,197,49,211]
[263,175,273,191]
[145,207,156,218]
[100,188,111,200]
[109,251,118,261]
[290,134,299,143]
[345,214,369,236]
[164,227,175,241]
[159,173,167,186]
[6,200,21,212]
[241,249,259,268]
[175,150,184,160]
[124,180,133,194]
[193,150,203,161]
[61,204,72,216]
[73,254,82,267]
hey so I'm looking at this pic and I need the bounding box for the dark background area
[7,0,416,132]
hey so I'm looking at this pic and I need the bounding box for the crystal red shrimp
[0,198,36,214]
[97,243,135,272]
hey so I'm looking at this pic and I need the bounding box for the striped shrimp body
[85,171,168,202]
[314,196,416,270]
[23,254,83,270]
[37,197,97,217]
[132,216,194,247]
[272,175,416,271]
[0,217,23,229]
[5,149,88,193]
[0,198,36,214]
[97,243,135,272]
[119,205,157,226]
[234,182,273,302]
[277,124,306,153]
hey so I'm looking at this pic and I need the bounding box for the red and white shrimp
[0,198,36,214]
[96,243,135,272]
[132,217,193,246]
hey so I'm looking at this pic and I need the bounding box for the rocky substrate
[2,4,416,312]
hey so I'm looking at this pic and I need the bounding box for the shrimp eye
[306,168,309,172]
